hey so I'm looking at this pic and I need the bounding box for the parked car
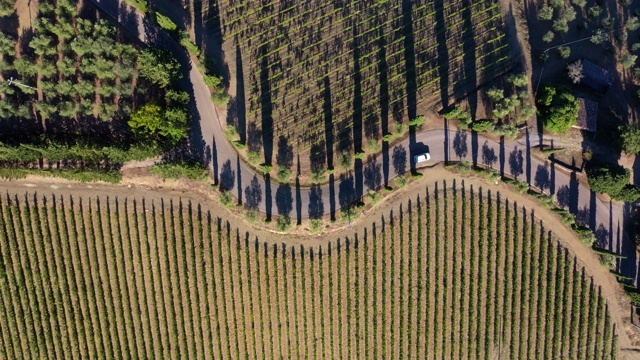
[414,152,431,164]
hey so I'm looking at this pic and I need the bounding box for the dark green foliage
[0,0,14,17]
[0,167,122,183]
[586,162,640,202]
[150,160,209,180]
[541,147,565,155]
[471,119,495,132]
[536,86,579,134]
[621,125,640,153]
[128,103,189,145]
[138,47,182,88]
[276,215,292,232]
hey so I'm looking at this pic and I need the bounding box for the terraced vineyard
[219,0,514,162]
[0,181,617,359]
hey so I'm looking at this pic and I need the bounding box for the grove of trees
[536,86,579,134]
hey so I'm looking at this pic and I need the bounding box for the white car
[414,152,431,164]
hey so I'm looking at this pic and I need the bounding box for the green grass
[150,161,210,181]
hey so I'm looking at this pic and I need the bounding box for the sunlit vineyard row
[0,182,616,358]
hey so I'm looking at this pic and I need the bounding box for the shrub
[586,161,640,202]
[571,0,586,8]
[471,119,495,132]
[179,32,201,56]
[219,190,234,207]
[621,125,640,153]
[204,74,223,88]
[539,6,554,21]
[588,5,602,18]
[138,47,181,88]
[562,7,576,22]
[567,60,584,84]
[395,174,409,188]
[590,29,607,44]
[409,115,426,128]
[340,206,360,222]
[515,179,529,194]
[245,209,259,223]
[621,54,638,69]
[128,103,188,145]
[557,46,571,59]
[549,0,563,8]
[260,164,273,173]
[311,169,327,183]
[155,12,178,33]
[338,151,353,169]
[553,19,569,34]
[277,167,292,182]
[226,124,239,139]
[232,140,246,149]
[354,151,366,160]
[627,17,640,31]
[212,89,230,107]
[125,0,147,12]
[382,133,394,142]
[150,161,209,181]
[309,218,324,233]
[276,215,292,231]
[394,122,408,135]
[541,147,565,155]
[366,190,383,205]
[365,138,381,152]
[247,151,261,164]
[543,31,555,43]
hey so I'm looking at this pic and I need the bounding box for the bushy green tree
[0,0,14,17]
[539,6,554,21]
[138,47,182,88]
[620,125,640,153]
[587,162,640,202]
[129,103,188,145]
[537,86,579,134]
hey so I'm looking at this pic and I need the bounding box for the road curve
[92,0,636,280]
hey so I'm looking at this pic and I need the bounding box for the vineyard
[219,0,515,166]
[0,181,618,359]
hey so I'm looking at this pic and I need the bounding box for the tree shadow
[322,75,334,169]
[275,183,292,217]
[455,0,476,113]
[594,223,609,249]
[378,26,390,186]
[556,185,570,208]
[435,0,449,106]
[264,174,272,221]
[508,147,524,178]
[351,25,363,153]
[219,160,235,191]
[247,121,263,153]
[364,155,382,191]
[338,173,356,208]
[295,174,302,225]
[259,44,273,165]
[481,140,497,166]
[244,175,262,210]
[308,184,324,219]
[310,141,326,173]
[453,131,468,159]
[402,0,417,120]
[229,44,246,143]
[533,164,550,191]
[392,145,407,175]
[276,135,293,169]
